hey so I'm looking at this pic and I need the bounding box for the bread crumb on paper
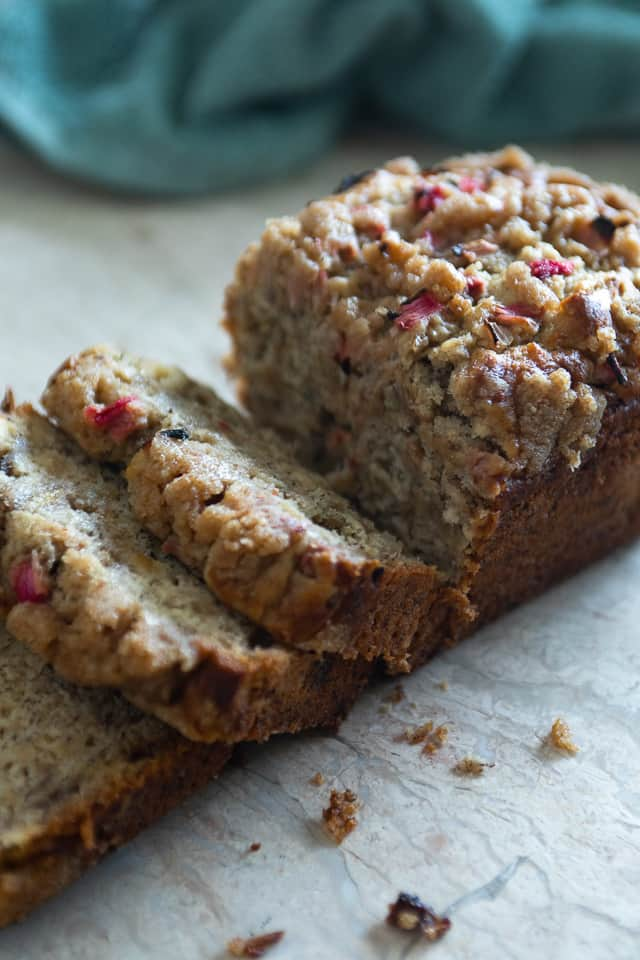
[452,756,494,776]
[398,721,449,755]
[322,789,360,843]
[386,892,451,941]
[227,931,284,957]
[547,718,579,755]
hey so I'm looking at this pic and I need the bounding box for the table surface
[1,137,639,960]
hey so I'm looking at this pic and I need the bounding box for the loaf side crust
[465,396,640,626]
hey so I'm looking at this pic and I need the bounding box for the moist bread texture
[42,346,464,669]
[0,406,373,741]
[0,628,230,927]
[224,146,640,593]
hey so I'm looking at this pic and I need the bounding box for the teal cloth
[2,0,640,194]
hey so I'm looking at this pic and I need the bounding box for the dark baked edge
[464,396,640,628]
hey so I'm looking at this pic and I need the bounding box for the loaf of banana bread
[42,346,469,669]
[225,146,640,625]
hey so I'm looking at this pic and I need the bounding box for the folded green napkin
[1,0,639,194]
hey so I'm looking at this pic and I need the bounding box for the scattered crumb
[400,720,433,745]
[422,725,448,756]
[309,772,325,787]
[384,683,406,704]
[227,931,284,957]
[1,387,15,413]
[386,893,451,942]
[398,721,448,755]
[322,789,360,843]
[547,718,579,755]
[436,679,449,692]
[452,757,494,777]
[248,842,261,853]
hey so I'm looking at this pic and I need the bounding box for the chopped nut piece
[384,683,406,704]
[493,302,542,324]
[547,718,579,755]
[309,772,325,787]
[452,756,494,776]
[386,893,451,941]
[322,789,360,843]
[458,237,499,262]
[227,931,284,957]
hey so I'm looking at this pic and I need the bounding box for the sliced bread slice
[42,346,469,669]
[0,627,230,928]
[0,405,372,742]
